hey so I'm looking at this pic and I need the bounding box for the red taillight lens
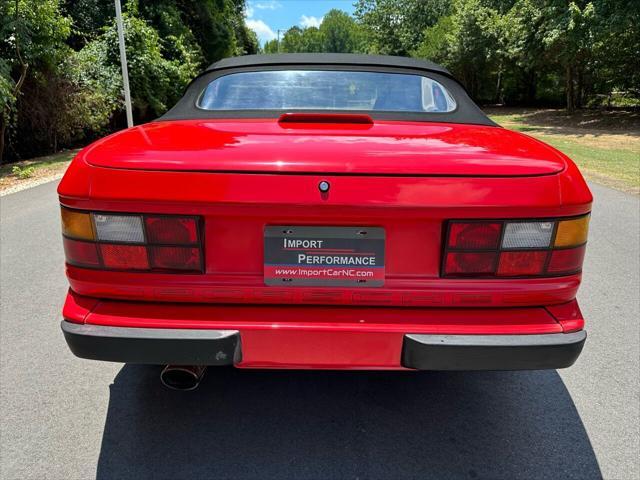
[445,252,497,275]
[145,217,198,245]
[448,222,501,249]
[443,215,589,278]
[61,209,203,273]
[63,238,100,267]
[497,251,547,276]
[547,246,586,274]
[149,246,201,271]
[99,244,150,270]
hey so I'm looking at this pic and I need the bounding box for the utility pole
[277,29,285,53]
[115,0,133,127]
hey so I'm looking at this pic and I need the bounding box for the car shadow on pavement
[96,365,601,480]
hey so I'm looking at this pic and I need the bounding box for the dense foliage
[275,0,638,110]
[1,0,638,162]
[0,0,257,161]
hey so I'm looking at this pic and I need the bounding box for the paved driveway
[1,180,638,479]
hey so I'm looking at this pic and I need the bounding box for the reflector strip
[498,251,547,276]
[547,246,586,274]
[99,244,150,270]
[61,207,95,241]
[63,238,100,267]
[149,246,201,271]
[445,252,497,275]
[554,215,590,248]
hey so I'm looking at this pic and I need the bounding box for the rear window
[198,70,457,113]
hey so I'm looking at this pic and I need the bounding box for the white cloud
[245,5,254,18]
[246,19,277,43]
[254,1,282,10]
[300,15,323,28]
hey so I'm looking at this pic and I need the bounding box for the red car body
[59,54,591,373]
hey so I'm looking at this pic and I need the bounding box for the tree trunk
[566,65,575,113]
[576,67,584,109]
[525,70,536,105]
[1,59,29,164]
[495,69,503,104]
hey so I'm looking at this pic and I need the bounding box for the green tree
[281,26,305,53]
[99,12,199,117]
[319,9,364,53]
[263,38,279,54]
[2,0,255,161]
[170,0,238,64]
[0,0,72,161]
[277,25,324,53]
[301,27,324,52]
[234,22,259,55]
[415,0,500,100]
[541,1,596,111]
[588,0,638,104]
[501,0,548,104]
[355,0,451,55]
[62,0,114,49]
[264,11,363,54]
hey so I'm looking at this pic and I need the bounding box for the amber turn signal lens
[61,207,95,241]
[554,215,590,247]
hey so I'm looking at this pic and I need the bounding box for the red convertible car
[59,54,591,390]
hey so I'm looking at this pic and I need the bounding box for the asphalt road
[1,180,638,480]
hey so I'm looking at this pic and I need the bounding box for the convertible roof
[205,53,452,77]
[159,53,495,126]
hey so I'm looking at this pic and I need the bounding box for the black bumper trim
[61,321,241,365]
[402,331,586,371]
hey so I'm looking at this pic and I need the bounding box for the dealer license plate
[264,226,385,287]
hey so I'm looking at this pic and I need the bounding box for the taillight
[443,215,589,278]
[60,207,203,273]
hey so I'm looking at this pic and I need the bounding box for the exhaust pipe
[160,365,207,391]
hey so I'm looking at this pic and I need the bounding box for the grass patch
[536,135,639,189]
[488,109,640,193]
[0,150,77,178]
[0,149,78,194]
[488,112,528,127]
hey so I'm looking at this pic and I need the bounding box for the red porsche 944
[59,54,591,390]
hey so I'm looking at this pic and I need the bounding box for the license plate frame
[264,226,385,287]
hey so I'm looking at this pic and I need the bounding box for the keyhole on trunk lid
[318,180,330,200]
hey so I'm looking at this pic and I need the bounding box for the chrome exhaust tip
[160,365,207,391]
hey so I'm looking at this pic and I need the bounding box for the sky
[245,0,356,45]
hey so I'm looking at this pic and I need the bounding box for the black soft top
[159,53,494,126]
[205,53,452,77]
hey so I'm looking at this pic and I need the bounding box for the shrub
[12,164,36,179]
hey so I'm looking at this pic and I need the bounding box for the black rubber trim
[61,321,241,365]
[402,331,586,371]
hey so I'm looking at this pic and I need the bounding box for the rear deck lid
[84,119,566,176]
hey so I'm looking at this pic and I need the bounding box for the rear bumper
[61,321,241,365]
[62,320,585,371]
[61,290,586,370]
[402,331,585,370]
